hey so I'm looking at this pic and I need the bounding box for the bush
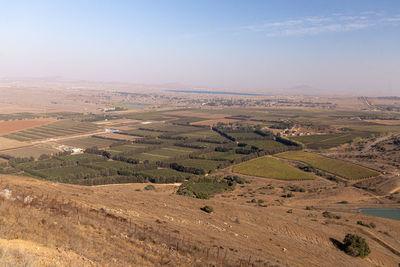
[322,211,341,219]
[200,205,214,213]
[176,177,236,199]
[343,234,371,258]
[357,221,376,229]
[144,185,155,191]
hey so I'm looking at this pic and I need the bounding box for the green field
[244,140,289,153]
[179,130,224,140]
[175,158,223,173]
[60,136,118,149]
[107,143,151,153]
[121,129,163,137]
[198,151,244,161]
[233,156,316,180]
[277,151,380,179]
[290,132,373,149]
[228,132,264,140]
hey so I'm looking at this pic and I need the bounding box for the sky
[1,0,400,94]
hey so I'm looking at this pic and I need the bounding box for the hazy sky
[1,0,400,94]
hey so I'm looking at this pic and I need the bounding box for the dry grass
[0,174,399,267]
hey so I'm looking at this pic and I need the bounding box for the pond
[359,208,400,221]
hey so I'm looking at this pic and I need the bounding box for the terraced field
[233,156,316,180]
[277,151,380,179]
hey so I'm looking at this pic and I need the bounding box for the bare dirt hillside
[0,174,399,266]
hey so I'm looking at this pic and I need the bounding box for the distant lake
[167,90,262,96]
[359,208,400,221]
[124,104,146,108]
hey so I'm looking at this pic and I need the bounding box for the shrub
[343,234,371,258]
[357,221,376,229]
[200,205,214,213]
[176,177,236,199]
[322,211,341,219]
[144,185,155,191]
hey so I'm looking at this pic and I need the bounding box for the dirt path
[31,131,106,144]
[362,132,400,152]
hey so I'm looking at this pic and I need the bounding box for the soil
[0,173,399,266]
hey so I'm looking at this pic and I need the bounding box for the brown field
[0,119,55,135]
[101,133,140,141]
[191,118,240,126]
[0,137,25,150]
[2,145,58,158]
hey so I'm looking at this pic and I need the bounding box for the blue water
[124,104,146,108]
[167,90,263,96]
[359,208,400,221]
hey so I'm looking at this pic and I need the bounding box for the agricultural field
[129,146,197,163]
[100,132,140,141]
[3,120,100,141]
[119,129,163,137]
[277,151,380,179]
[174,158,223,173]
[138,123,201,134]
[1,145,58,159]
[243,140,289,153]
[179,130,228,141]
[169,116,206,124]
[0,137,25,150]
[198,150,245,161]
[0,119,54,134]
[233,156,316,180]
[228,132,264,140]
[289,133,370,149]
[123,111,173,121]
[58,136,119,149]
[191,118,239,126]
[29,165,101,182]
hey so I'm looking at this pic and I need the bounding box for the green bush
[343,234,371,258]
[176,177,236,199]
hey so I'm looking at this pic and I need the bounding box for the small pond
[359,208,400,221]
